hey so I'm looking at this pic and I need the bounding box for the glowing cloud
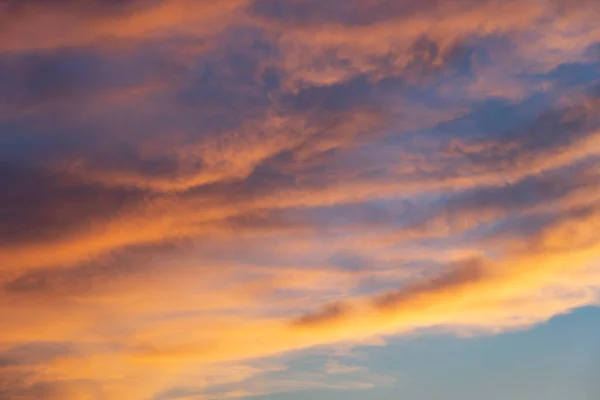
[1,0,600,399]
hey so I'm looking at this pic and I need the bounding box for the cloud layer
[1,0,600,398]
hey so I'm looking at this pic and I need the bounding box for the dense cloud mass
[1,0,600,398]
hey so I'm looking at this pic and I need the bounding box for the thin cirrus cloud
[1,0,600,399]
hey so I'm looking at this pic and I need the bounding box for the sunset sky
[1,1,600,399]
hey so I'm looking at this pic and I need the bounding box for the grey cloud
[293,258,488,327]
[0,162,147,246]
[0,342,74,368]
[373,258,488,309]
[249,0,483,27]
[177,26,281,131]
[293,302,351,327]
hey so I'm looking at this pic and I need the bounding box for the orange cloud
[2,0,600,399]
[0,0,248,53]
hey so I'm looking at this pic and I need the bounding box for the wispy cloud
[1,0,600,398]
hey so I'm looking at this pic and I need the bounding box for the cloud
[1,0,600,399]
[324,360,365,374]
[0,342,74,368]
[0,0,247,52]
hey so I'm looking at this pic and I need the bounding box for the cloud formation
[1,0,600,398]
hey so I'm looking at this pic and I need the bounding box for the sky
[1,0,600,399]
